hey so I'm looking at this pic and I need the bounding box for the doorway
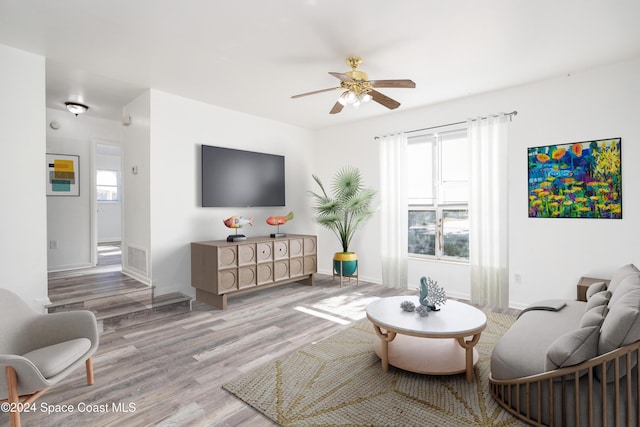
[94,142,122,270]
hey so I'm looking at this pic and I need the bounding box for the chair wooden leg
[5,366,21,427]
[85,357,94,385]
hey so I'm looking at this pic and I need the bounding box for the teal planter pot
[333,252,358,276]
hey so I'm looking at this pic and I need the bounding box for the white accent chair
[0,289,99,427]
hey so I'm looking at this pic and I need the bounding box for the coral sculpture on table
[400,276,447,316]
[420,276,447,310]
[400,300,416,312]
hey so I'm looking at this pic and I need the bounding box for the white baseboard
[317,268,382,286]
[121,268,152,286]
[47,263,93,273]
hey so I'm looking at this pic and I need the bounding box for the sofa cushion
[491,300,586,380]
[22,338,91,378]
[545,326,600,370]
[600,289,640,355]
[608,273,640,308]
[585,290,611,311]
[607,264,640,294]
[580,304,607,328]
[597,290,640,383]
[586,281,607,300]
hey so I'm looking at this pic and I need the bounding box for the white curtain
[468,114,509,308]
[379,133,408,289]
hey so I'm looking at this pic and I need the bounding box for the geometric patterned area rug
[223,310,528,426]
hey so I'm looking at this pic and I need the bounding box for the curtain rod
[406,110,518,134]
[375,110,518,139]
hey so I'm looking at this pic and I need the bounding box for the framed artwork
[528,138,621,219]
[46,153,80,196]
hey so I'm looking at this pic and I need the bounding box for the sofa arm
[490,340,640,426]
[576,276,610,302]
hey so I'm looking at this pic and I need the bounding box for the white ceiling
[1,0,640,130]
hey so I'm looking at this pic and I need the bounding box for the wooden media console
[191,234,317,309]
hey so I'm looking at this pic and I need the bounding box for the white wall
[314,57,640,308]
[147,90,316,296]
[3,40,636,313]
[97,202,121,242]
[46,108,122,271]
[122,92,152,284]
[0,44,48,311]
[507,59,639,307]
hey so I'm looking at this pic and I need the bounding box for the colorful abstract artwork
[528,138,621,219]
[46,153,79,196]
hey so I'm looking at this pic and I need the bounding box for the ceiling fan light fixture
[337,91,349,106]
[359,93,372,103]
[65,101,89,116]
[345,90,357,104]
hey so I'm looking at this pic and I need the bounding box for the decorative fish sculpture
[223,216,253,229]
[266,211,294,226]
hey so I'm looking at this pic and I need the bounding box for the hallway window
[97,169,119,201]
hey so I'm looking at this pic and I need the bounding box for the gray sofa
[490,264,640,426]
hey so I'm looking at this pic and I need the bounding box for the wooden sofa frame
[490,340,640,427]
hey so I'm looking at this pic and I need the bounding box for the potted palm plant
[309,166,377,276]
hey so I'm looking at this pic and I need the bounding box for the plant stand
[332,259,359,287]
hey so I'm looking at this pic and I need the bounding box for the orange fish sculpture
[266,211,294,226]
[223,216,253,229]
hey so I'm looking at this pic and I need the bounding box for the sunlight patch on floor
[313,294,381,321]
[293,306,351,325]
[293,293,383,324]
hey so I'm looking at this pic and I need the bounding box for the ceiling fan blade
[369,89,401,110]
[329,101,344,114]
[369,79,416,89]
[329,72,354,82]
[291,87,340,99]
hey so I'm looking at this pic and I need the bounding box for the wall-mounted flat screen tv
[201,145,285,207]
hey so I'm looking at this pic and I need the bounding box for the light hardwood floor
[9,275,417,426]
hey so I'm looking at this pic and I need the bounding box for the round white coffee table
[366,296,487,382]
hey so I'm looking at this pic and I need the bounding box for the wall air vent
[126,245,148,276]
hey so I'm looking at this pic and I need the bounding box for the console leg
[196,289,227,310]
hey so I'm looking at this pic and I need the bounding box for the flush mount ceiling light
[65,102,89,116]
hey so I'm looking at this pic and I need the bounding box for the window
[97,169,119,201]
[407,128,469,261]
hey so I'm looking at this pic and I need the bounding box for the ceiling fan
[291,56,416,114]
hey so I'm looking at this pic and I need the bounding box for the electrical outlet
[514,273,522,284]
[49,240,58,249]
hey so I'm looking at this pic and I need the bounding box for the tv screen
[201,145,285,207]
